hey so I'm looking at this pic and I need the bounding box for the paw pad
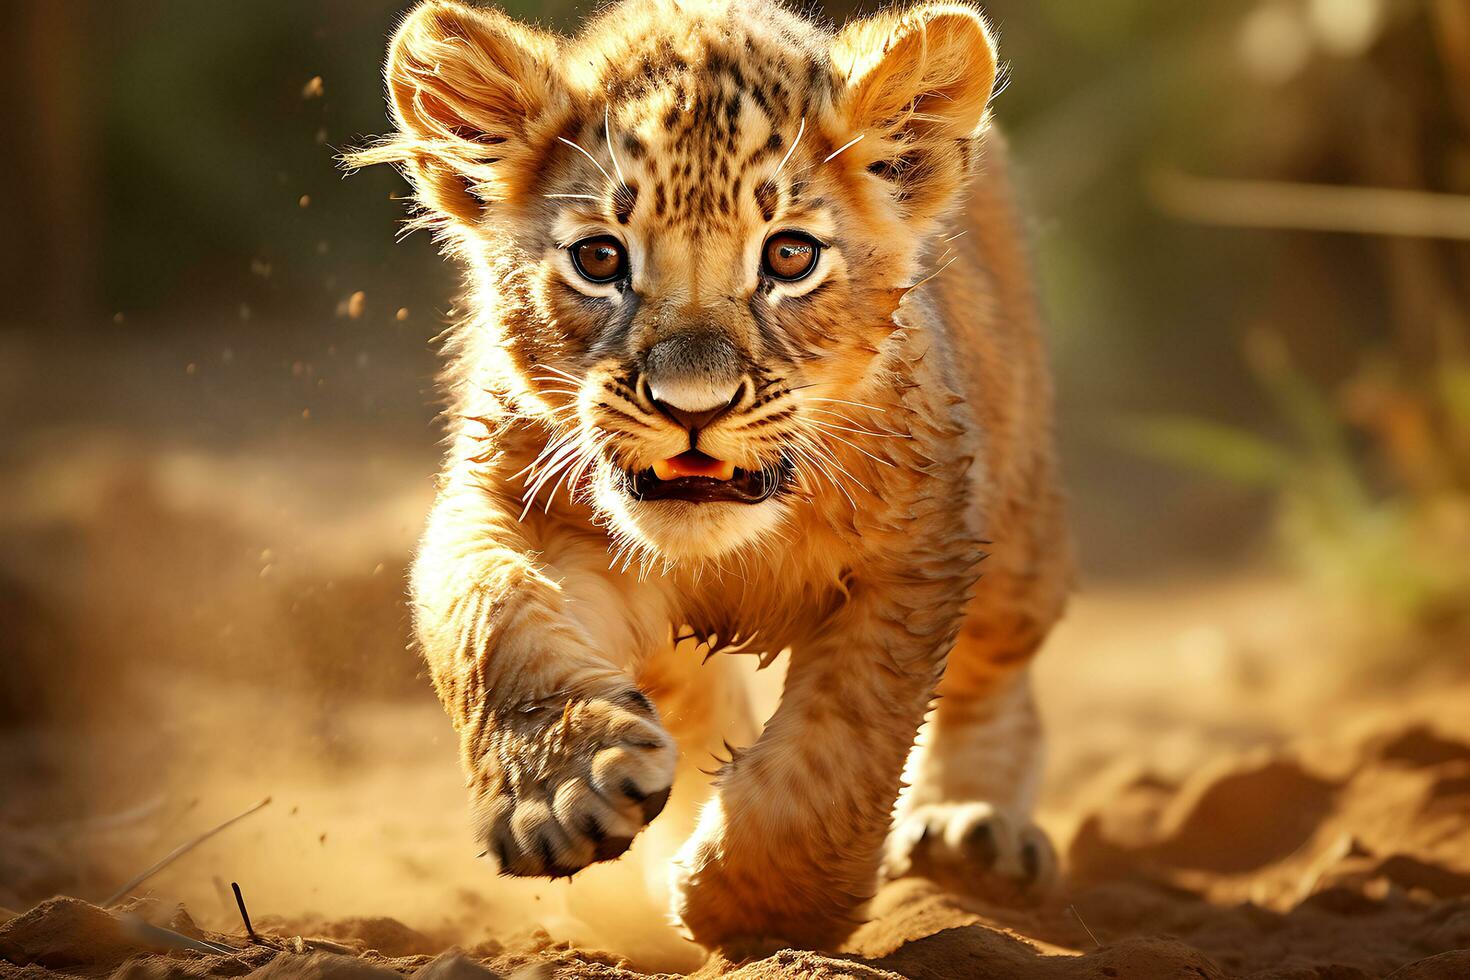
[474,688,677,878]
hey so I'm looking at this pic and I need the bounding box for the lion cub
[352,0,1070,953]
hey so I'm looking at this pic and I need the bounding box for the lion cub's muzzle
[620,330,795,504]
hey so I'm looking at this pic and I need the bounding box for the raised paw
[473,688,676,878]
[884,801,1058,900]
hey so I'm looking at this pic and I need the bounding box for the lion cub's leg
[413,476,679,879]
[884,576,1065,898]
[669,580,968,954]
[561,641,759,970]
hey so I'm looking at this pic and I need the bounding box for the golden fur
[349,0,1071,954]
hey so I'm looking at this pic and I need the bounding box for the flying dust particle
[302,76,325,99]
[346,291,367,319]
[298,194,311,208]
[395,307,409,321]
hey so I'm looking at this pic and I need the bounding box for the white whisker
[531,432,587,484]
[803,408,906,437]
[544,193,604,202]
[566,436,605,504]
[805,415,909,440]
[799,432,872,496]
[773,116,806,178]
[906,255,960,294]
[806,396,891,416]
[525,439,585,494]
[822,133,864,164]
[510,426,581,483]
[557,136,617,188]
[801,421,897,468]
[532,364,583,383]
[542,453,585,513]
[520,447,583,520]
[788,437,859,508]
[604,104,628,188]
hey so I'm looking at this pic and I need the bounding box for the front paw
[473,688,676,878]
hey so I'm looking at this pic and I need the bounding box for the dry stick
[1068,904,1102,948]
[1151,168,1470,241]
[118,914,238,956]
[103,797,272,907]
[231,882,258,942]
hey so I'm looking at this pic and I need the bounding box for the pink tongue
[654,451,736,480]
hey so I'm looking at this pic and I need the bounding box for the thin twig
[1151,167,1470,241]
[103,797,272,907]
[231,882,258,942]
[118,914,238,955]
[1068,904,1102,948]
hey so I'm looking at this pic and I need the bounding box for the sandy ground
[3,419,1470,977]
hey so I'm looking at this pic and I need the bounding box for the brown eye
[762,231,821,282]
[570,236,628,283]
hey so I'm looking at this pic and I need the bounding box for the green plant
[1119,329,1470,637]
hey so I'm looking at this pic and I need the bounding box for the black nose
[652,397,734,433]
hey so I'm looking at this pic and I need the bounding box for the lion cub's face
[365,0,996,562]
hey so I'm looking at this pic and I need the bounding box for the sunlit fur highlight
[348,0,1071,956]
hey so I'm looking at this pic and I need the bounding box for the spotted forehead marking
[567,6,837,227]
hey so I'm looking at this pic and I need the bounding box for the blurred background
[2,0,1469,959]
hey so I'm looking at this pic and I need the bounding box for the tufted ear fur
[831,3,998,223]
[351,0,567,225]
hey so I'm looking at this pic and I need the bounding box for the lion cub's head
[357,0,997,562]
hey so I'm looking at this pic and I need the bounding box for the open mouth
[625,451,791,504]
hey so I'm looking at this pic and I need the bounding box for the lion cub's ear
[831,3,998,222]
[376,0,566,223]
